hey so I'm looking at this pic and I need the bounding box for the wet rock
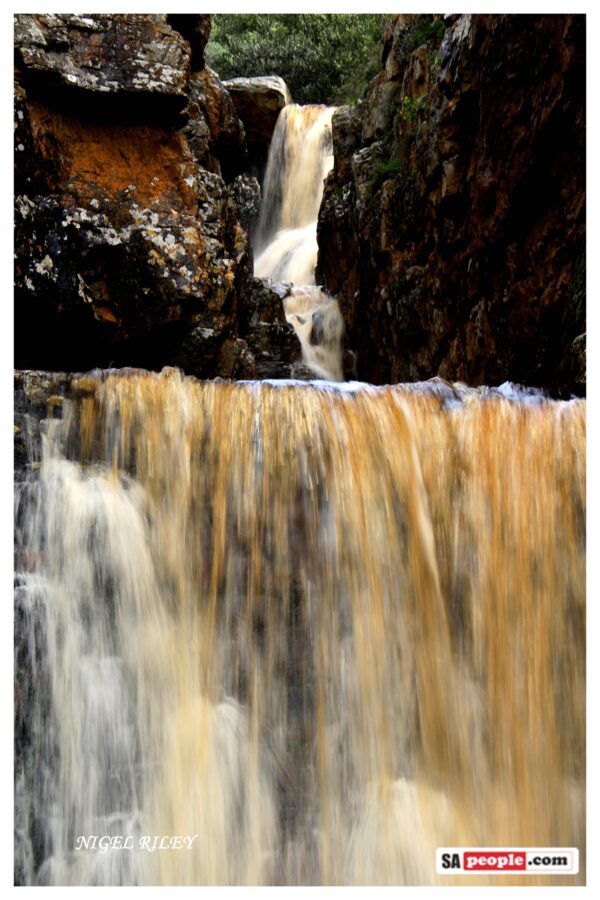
[290,362,323,381]
[237,278,299,379]
[230,175,261,239]
[317,14,585,390]
[14,371,71,473]
[222,75,292,174]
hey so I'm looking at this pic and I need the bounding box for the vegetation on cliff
[206,14,383,105]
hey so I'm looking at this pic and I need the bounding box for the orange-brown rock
[26,101,198,209]
[15,13,300,379]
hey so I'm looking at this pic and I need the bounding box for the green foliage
[398,94,426,124]
[368,155,404,194]
[374,156,402,180]
[206,14,384,106]
[428,49,442,72]
[408,15,445,47]
[391,14,446,69]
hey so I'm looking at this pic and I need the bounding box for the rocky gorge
[14,13,585,392]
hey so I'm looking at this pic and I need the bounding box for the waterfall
[254,104,334,273]
[254,104,344,381]
[15,369,585,885]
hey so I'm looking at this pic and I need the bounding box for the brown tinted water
[14,370,585,885]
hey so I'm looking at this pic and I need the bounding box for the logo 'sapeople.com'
[436,848,579,875]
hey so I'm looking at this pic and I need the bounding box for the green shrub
[374,156,402,180]
[391,14,446,70]
[206,14,384,106]
[398,94,426,124]
[369,155,403,193]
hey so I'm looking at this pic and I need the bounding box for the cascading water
[254,104,335,281]
[254,103,344,381]
[15,369,585,885]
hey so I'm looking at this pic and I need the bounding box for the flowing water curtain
[255,104,335,254]
[15,370,585,885]
[254,104,335,286]
[253,103,344,380]
[282,288,344,381]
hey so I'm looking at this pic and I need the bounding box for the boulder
[230,174,261,239]
[15,14,190,111]
[185,66,247,179]
[167,14,211,70]
[221,75,292,174]
[235,278,299,379]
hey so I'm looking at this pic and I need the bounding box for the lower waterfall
[14,370,585,885]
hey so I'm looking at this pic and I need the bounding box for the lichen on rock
[14,12,301,379]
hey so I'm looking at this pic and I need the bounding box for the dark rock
[230,175,261,239]
[290,362,323,381]
[317,14,585,390]
[221,76,292,175]
[167,14,211,70]
[14,370,71,473]
[185,66,247,180]
[556,332,586,396]
[237,278,300,379]
[14,106,248,376]
[14,13,303,381]
[330,106,363,183]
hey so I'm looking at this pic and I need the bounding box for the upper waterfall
[253,104,344,381]
[254,104,335,283]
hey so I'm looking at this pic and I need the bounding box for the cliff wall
[317,14,585,391]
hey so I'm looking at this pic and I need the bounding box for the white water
[254,103,344,381]
[15,444,278,886]
[254,103,335,265]
[283,287,344,381]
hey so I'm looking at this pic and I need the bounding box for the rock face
[167,14,211,71]
[14,14,301,379]
[317,14,585,392]
[15,14,190,107]
[185,66,248,180]
[222,76,292,176]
